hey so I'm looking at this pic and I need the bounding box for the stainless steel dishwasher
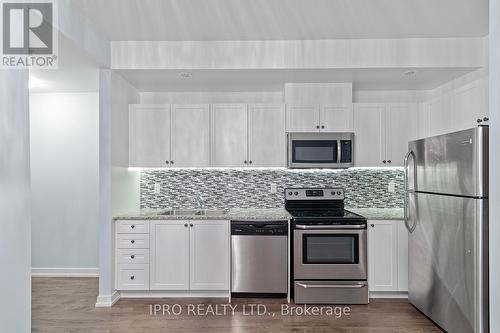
[231,220,288,295]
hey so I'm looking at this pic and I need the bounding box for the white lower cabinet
[115,221,151,290]
[125,219,230,292]
[189,221,229,290]
[150,221,190,290]
[368,220,408,293]
[117,264,150,290]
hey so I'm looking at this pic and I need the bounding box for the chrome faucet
[195,193,205,210]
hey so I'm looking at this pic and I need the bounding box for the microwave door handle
[337,141,341,163]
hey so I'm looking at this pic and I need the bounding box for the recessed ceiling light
[179,71,193,79]
[402,70,417,77]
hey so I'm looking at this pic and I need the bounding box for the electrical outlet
[388,182,396,193]
[270,183,277,194]
[154,183,161,194]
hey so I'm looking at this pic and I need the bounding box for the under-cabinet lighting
[128,167,403,172]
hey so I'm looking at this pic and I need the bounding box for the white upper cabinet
[420,78,489,138]
[385,103,417,166]
[129,104,171,167]
[248,104,286,167]
[354,103,386,167]
[210,104,248,167]
[320,105,353,132]
[189,221,229,290]
[449,80,489,130]
[285,105,320,132]
[170,104,210,167]
[354,103,417,167]
[427,96,452,136]
[286,104,353,132]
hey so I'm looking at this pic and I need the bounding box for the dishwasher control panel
[231,221,288,236]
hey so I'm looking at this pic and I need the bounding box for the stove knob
[288,191,293,195]
[337,191,341,195]
[331,191,335,195]
[294,191,299,195]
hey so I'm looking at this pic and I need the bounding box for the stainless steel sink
[198,209,228,216]
[159,209,228,216]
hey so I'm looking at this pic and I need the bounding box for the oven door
[294,225,367,280]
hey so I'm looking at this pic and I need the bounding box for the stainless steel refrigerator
[404,126,489,333]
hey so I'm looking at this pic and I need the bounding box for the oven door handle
[295,224,366,230]
[296,282,367,289]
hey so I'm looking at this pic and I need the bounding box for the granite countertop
[114,207,403,221]
[114,208,291,221]
[347,208,404,220]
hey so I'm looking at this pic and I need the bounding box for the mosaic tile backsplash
[140,168,404,209]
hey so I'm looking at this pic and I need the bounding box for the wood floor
[32,277,441,332]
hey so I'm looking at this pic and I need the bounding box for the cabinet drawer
[294,280,368,304]
[116,234,149,249]
[116,220,150,234]
[116,249,149,264]
[116,264,149,290]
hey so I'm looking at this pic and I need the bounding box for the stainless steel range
[285,188,369,304]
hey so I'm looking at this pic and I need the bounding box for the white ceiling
[116,68,477,92]
[74,0,488,41]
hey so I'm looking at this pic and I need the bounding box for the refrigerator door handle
[404,150,417,233]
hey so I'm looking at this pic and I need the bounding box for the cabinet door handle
[130,225,135,229]
[170,161,174,165]
[130,240,135,244]
[184,223,188,227]
[477,118,483,123]
[249,160,252,164]
[370,224,375,228]
[387,160,391,164]
[321,125,325,129]
[189,223,194,227]
[165,160,169,164]
[130,276,135,280]
[316,125,320,129]
[483,117,489,122]
[130,255,135,259]
[382,160,387,164]
[244,160,247,164]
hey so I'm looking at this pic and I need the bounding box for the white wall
[140,91,283,104]
[97,70,140,307]
[111,38,486,70]
[29,93,99,274]
[284,83,352,105]
[490,0,500,330]
[0,70,31,332]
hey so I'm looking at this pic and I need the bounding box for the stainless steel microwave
[287,132,354,168]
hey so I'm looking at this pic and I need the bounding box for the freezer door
[407,192,488,333]
[407,126,488,197]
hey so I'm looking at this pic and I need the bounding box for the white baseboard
[95,291,121,307]
[370,291,408,299]
[32,267,99,277]
[120,290,230,298]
